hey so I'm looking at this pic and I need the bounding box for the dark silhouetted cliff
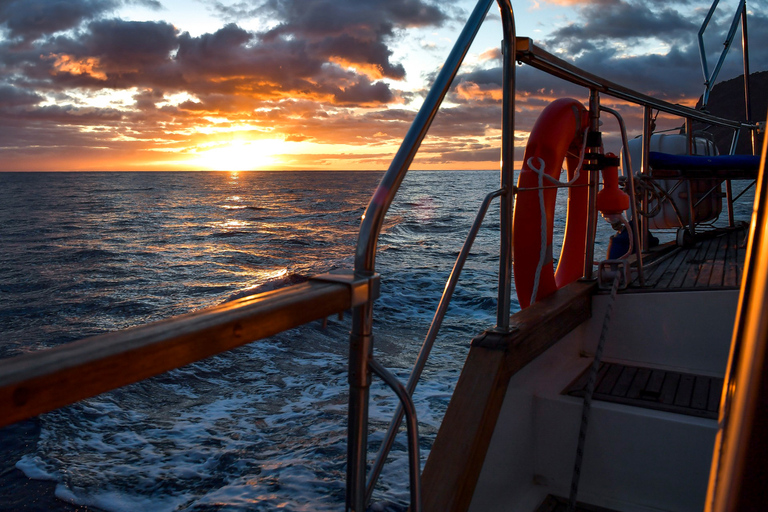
[693,71,766,155]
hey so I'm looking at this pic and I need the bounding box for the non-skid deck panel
[563,362,722,419]
[535,494,620,512]
[631,226,747,291]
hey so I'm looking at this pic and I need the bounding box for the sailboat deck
[629,225,748,291]
[563,362,723,419]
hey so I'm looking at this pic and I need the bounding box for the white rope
[525,129,588,305]
[529,156,547,306]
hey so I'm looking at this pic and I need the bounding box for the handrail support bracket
[312,270,381,308]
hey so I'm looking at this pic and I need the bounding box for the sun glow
[192,139,286,171]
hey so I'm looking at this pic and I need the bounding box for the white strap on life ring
[526,131,588,305]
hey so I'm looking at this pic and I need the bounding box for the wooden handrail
[0,279,359,428]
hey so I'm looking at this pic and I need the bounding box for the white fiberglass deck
[469,229,741,512]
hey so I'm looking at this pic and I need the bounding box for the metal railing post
[497,0,516,329]
[346,303,374,512]
[583,89,600,279]
[741,0,755,155]
[364,189,503,503]
[600,105,645,286]
[641,106,653,251]
[727,130,740,226]
[345,0,496,509]
[686,118,697,236]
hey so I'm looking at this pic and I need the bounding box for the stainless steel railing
[345,0,758,509]
[365,188,504,504]
[0,1,760,511]
[345,1,516,510]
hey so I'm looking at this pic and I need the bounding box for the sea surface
[0,170,508,512]
[0,170,751,511]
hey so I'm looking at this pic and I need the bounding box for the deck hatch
[563,361,722,419]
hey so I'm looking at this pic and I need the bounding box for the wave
[1,170,505,511]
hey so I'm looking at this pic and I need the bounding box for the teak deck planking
[564,362,723,419]
[630,227,747,291]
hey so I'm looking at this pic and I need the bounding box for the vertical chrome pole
[346,1,496,508]
[346,303,373,512]
[686,118,694,155]
[686,118,697,236]
[600,106,645,286]
[583,89,600,280]
[726,130,740,226]
[734,0,752,229]
[641,106,653,251]
[497,0,516,328]
[741,0,755,155]
[726,181,736,227]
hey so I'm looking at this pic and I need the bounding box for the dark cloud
[0,0,764,171]
[176,23,251,66]
[126,0,161,8]
[260,0,446,80]
[19,104,124,123]
[85,19,177,68]
[0,0,118,42]
[0,85,43,107]
[133,88,163,110]
[424,146,499,163]
[334,78,395,105]
[262,0,446,34]
[545,0,698,55]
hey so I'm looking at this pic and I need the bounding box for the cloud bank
[0,0,764,170]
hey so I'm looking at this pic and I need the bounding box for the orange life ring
[513,98,590,308]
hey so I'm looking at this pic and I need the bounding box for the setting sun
[191,139,286,171]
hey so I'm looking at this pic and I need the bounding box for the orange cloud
[329,56,386,80]
[455,82,503,102]
[479,47,502,61]
[47,54,108,80]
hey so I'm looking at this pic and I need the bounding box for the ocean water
[0,170,753,511]
[0,170,508,511]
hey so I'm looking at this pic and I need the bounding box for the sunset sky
[0,0,765,171]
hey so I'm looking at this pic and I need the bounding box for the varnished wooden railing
[0,272,378,428]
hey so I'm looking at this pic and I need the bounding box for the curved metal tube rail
[345,0,515,509]
[345,0,756,509]
[600,105,645,285]
[698,0,747,108]
[516,37,756,133]
[365,188,505,502]
[368,358,422,512]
